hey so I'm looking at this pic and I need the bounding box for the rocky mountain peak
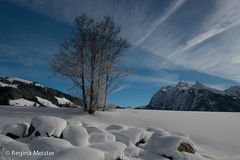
[193,81,205,89]
[146,81,240,112]
[176,81,191,90]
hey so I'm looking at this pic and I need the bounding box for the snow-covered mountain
[225,86,240,98]
[0,77,82,108]
[146,81,240,112]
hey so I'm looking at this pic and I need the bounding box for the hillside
[0,77,82,108]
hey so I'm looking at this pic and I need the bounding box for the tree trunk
[89,56,95,113]
[81,63,88,111]
[103,75,109,109]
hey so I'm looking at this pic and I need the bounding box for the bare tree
[50,14,129,114]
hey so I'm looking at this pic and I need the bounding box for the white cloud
[110,84,131,94]
[7,0,158,43]
[178,1,240,82]
[135,0,186,45]
[128,73,179,86]
[7,0,240,84]
[147,0,240,83]
[184,22,236,51]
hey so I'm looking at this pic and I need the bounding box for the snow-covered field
[0,105,239,160]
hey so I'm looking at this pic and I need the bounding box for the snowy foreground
[0,106,239,160]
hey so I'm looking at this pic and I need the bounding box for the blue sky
[1,0,240,107]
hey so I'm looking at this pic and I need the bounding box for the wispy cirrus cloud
[7,0,161,43]
[135,0,186,45]
[5,0,240,86]
[140,0,240,83]
[110,84,131,94]
[169,0,240,58]
[164,0,240,82]
[128,73,179,86]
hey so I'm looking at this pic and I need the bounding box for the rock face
[0,77,82,107]
[177,143,195,154]
[146,81,240,112]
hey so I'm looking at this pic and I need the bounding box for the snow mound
[0,134,14,144]
[2,123,29,138]
[36,96,59,108]
[62,125,88,146]
[9,98,40,107]
[146,127,170,136]
[3,140,32,160]
[0,81,18,88]
[29,137,73,153]
[85,126,107,134]
[106,124,127,131]
[89,132,116,143]
[48,147,105,160]
[29,116,67,138]
[67,120,83,126]
[146,132,197,159]
[124,145,144,158]
[90,141,126,160]
[111,127,147,146]
[0,115,205,160]
[85,125,116,143]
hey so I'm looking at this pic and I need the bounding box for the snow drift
[0,115,204,160]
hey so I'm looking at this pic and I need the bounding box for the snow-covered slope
[0,77,82,108]
[6,77,35,85]
[146,81,240,112]
[36,97,59,108]
[0,106,239,160]
[0,81,17,88]
[55,96,74,106]
[9,98,40,107]
[225,86,240,98]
